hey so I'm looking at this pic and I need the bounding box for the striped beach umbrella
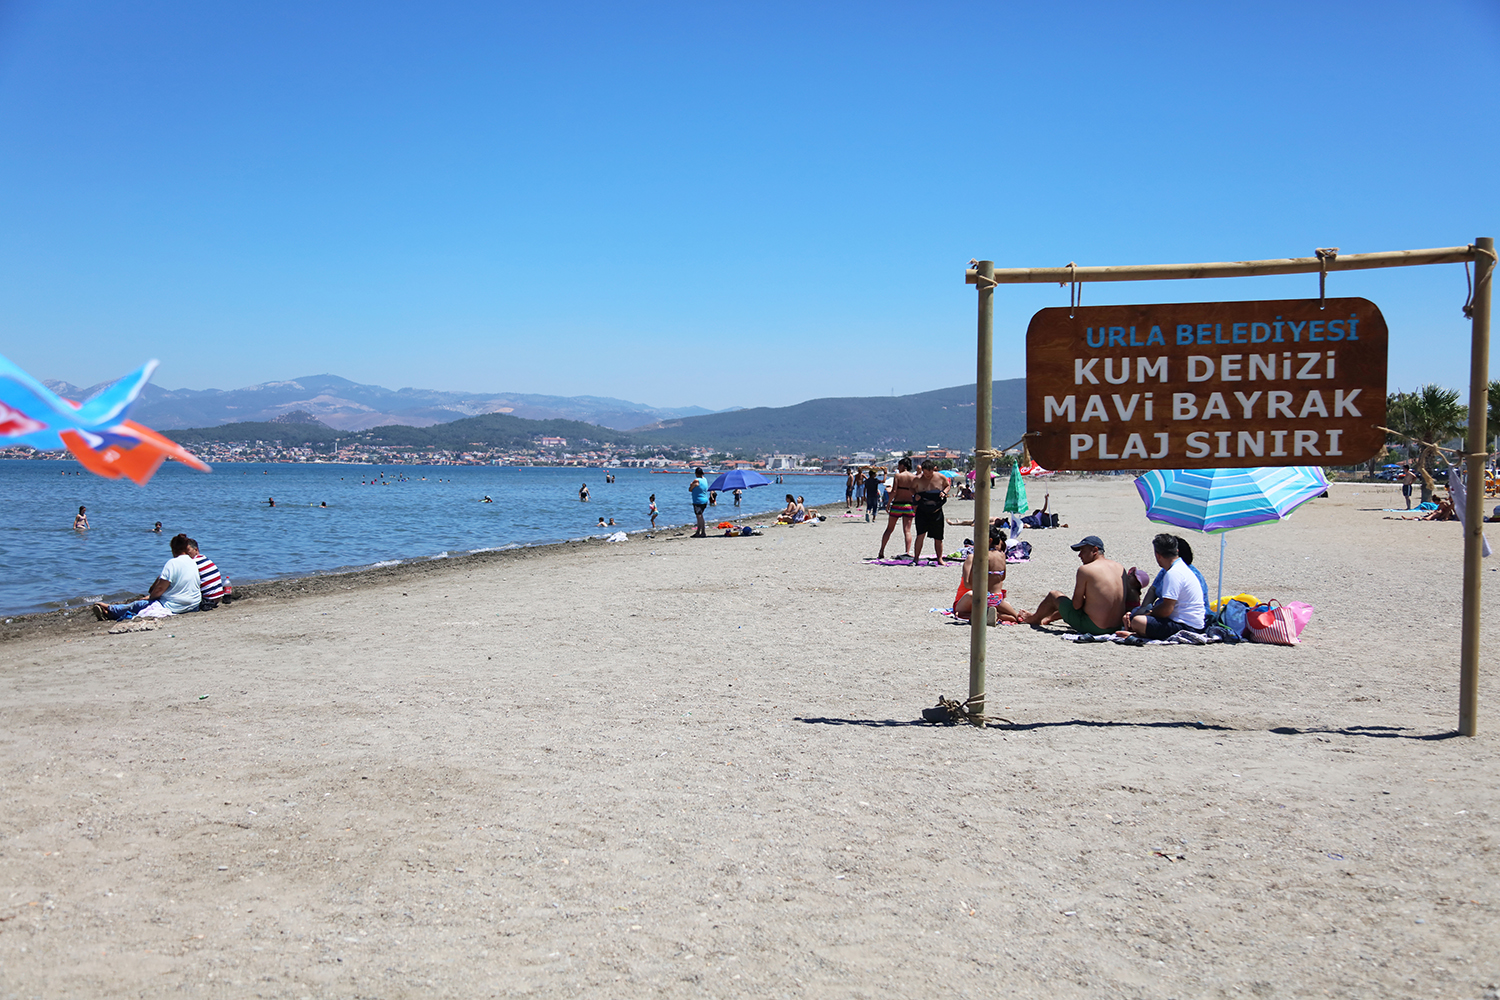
[1134,466,1329,607]
[1134,466,1328,534]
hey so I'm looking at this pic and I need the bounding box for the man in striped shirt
[186,538,229,609]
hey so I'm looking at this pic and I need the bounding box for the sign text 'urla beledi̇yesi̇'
[1024,298,1388,471]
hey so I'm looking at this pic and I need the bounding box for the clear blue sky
[1,1,1496,410]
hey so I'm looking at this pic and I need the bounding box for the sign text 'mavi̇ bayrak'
[1024,297,1388,471]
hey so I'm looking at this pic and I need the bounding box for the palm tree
[1384,390,1417,467]
[1404,384,1466,502]
[1488,380,1500,454]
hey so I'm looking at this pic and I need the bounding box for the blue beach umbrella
[1134,466,1328,606]
[707,468,771,492]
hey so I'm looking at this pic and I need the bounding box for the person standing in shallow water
[74,505,89,530]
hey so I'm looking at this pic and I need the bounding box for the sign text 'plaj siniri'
[1025,297,1388,471]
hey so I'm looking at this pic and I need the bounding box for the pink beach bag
[1245,601,1314,645]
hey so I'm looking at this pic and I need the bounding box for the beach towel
[863,557,951,567]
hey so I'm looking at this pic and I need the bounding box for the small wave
[368,559,402,569]
[429,551,450,560]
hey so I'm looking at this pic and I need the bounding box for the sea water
[0,461,849,615]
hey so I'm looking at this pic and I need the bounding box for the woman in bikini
[877,457,917,558]
[952,523,1023,625]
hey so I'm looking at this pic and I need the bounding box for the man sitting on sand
[1121,533,1207,639]
[92,533,202,621]
[186,537,230,610]
[1021,534,1130,636]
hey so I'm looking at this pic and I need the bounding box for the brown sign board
[1025,297,1388,471]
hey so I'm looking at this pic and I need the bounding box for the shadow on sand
[796,717,1461,740]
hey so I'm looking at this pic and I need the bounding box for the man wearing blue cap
[1021,534,1131,635]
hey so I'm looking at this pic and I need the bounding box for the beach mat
[863,557,952,567]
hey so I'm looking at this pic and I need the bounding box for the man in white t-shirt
[92,533,203,621]
[1122,533,1206,640]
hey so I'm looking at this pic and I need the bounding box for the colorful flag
[0,354,210,485]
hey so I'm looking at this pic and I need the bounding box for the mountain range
[632,380,1027,455]
[40,373,728,432]
[157,380,1029,457]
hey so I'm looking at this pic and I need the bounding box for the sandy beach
[1,477,1496,998]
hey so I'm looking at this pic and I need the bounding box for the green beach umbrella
[1003,462,1028,514]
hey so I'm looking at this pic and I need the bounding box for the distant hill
[42,373,725,432]
[166,411,642,451]
[164,382,1027,457]
[631,381,1028,455]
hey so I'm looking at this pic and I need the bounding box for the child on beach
[648,494,658,532]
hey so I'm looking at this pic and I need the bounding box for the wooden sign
[1025,297,1387,470]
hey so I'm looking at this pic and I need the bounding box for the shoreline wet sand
[1,477,1496,997]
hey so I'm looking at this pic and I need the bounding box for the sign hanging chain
[1061,262,1080,318]
[1315,248,1339,309]
[1463,245,1497,319]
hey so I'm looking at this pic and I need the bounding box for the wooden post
[1459,236,1492,737]
[969,261,994,725]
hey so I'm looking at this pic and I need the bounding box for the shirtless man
[1022,534,1129,635]
[910,460,950,566]
[877,458,918,559]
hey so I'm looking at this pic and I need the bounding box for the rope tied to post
[1376,425,1490,460]
[925,693,1012,728]
[973,433,1039,464]
[1463,245,1497,319]
[968,258,997,289]
[1315,248,1339,309]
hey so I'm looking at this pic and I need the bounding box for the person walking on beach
[688,467,710,537]
[863,469,881,522]
[877,458,917,559]
[73,505,89,530]
[648,494,658,533]
[845,470,855,512]
[1399,464,1416,510]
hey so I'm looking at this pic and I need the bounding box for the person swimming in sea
[152,521,163,532]
[481,495,493,503]
[266,497,276,507]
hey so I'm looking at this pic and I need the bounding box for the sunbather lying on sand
[1388,497,1457,521]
